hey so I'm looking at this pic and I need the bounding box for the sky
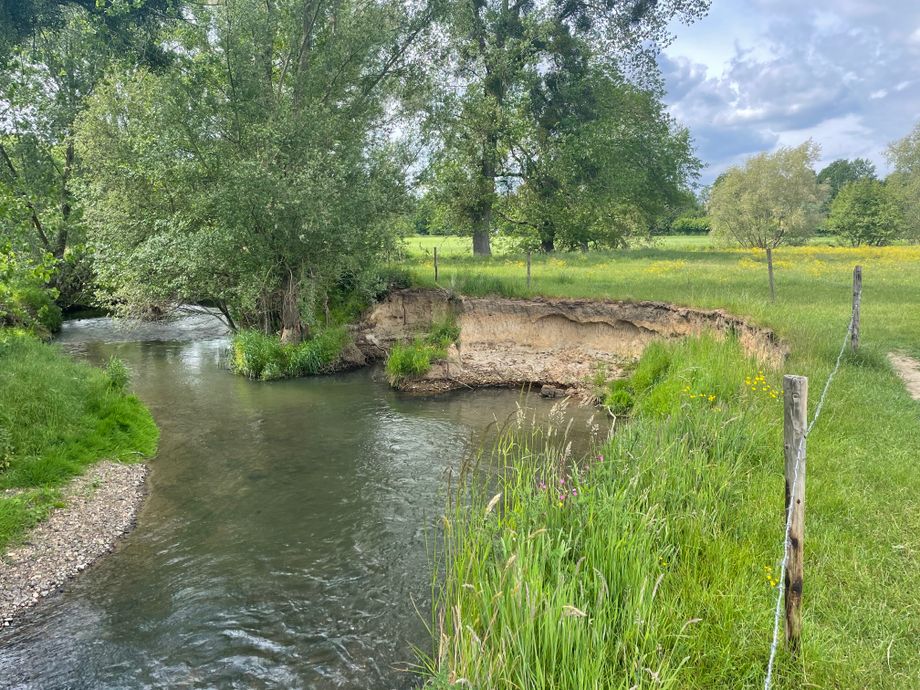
[660,0,920,184]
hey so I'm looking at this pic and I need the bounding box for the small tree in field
[709,142,825,300]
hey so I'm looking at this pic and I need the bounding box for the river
[0,311,596,689]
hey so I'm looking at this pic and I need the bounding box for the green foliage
[0,245,62,335]
[385,339,442,385]
[826,179,904,246]
[0,329,158,548]
[886,123,920,241]
[385,316,460,385]
[426,1,709,254]
[709,141,826,250]
[816,158,877,210]
[670,214,711,235]
[230,327,349,381]
[75,0,421,331]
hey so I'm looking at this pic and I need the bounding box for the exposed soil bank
[0,462,148,627]
[352,289,787,392]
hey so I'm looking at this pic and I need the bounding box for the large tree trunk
[279,271,306,344]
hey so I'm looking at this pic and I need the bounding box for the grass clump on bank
[230,326,349,381]
[385,317,460,386]
[0,330,158,550]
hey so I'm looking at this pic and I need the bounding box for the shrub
[0,247,62,336]
[670,215,711,235]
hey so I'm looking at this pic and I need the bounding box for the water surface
[0,313,595,689]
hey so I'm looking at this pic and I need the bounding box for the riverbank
[1,461,148,626]
[408,244,920,688]
[0,330,158,623]
[352,289,787,393]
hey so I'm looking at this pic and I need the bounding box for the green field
[398,233,848,258]
[411,243,920,688]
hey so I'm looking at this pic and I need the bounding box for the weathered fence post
[526,252,532,289]
[851,265,862,350]
[434,246,439,283]
[783,374,808,653]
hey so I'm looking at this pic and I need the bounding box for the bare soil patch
[889,352,920,400]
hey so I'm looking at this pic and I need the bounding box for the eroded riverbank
[353,289,788,392]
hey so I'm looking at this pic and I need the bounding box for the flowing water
[0,312,597,689]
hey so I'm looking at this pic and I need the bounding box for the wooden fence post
[526,251,532,289]
[851,265,862,350]
[434,246,439,283]
[783,374,808,653]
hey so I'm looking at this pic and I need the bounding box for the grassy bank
[0,331,158,550]
[414,244,920,687]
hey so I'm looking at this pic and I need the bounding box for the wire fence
[763,314,855,690]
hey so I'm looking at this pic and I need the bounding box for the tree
[825,179,903,246]
[0,2,180,308]
[426,0,709,255]
[76,0,429,342]
[816,158,876,214]
[499,64,698,251]
[709,142,826,300]
[886,122,920,241]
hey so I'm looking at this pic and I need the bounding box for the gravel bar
[0,462,148,627]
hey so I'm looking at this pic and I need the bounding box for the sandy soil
[889,352,920,400]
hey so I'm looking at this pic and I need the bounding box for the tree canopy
[709,141,825,298]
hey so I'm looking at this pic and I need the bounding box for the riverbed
[0,313,597,689]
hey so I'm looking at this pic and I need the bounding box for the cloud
[663,1,920,183]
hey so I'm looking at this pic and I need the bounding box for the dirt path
[889,352,920,400]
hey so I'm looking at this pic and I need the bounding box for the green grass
[385,316,460,386]
[230,326,349,380]
[414,243,920,688]
[0,330,159,549]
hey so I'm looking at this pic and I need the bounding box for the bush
[229,327,349,380]
[0,247,62,336]
[670,215,711,235]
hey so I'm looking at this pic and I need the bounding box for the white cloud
[661,1,920,182]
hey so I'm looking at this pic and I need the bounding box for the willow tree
[425,0,709,255]
[0,2,179,308]
[77,0,429,342]
[709,142,826,301]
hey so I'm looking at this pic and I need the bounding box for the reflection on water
[0,312,599,689]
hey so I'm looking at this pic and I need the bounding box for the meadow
[405,237,920,688]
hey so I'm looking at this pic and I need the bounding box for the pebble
[0,462,149,626]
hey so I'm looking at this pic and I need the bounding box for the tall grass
[230,326,349,380]
[385,316,460,386]
[0,330,158,549]
[423,336,843,688]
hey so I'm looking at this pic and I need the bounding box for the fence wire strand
[764,315,854,690]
